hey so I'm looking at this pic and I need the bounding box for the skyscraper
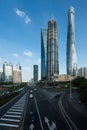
[3,62,13,82]
[41,28,47,80]
[67,7,77,76]
[33,65,38,83]
[47,18,59,80]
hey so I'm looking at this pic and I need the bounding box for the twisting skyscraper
[47,18,59,80]
[67,7,77,76]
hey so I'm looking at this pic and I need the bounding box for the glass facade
[67,7,77,76]
[41,28,47,80]
[3,62,13,82]
[47,18,59,80]
[33,65,38,83]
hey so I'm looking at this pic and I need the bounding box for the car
[29,94,33,98]
[30,90,33,93]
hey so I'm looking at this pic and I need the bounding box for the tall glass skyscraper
[41,28,47,80]
[33,65,38,83]
[47,18,59,80]
[67,6,77,76]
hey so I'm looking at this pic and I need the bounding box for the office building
[33,65,38,83]
[47,17,59,80]
[41,28,47,80]
[67,6,77,76]
[84,67,87,79]
[78,67,87,79]
[3,62,13,82]
[13,63,22,83]
[0,72,3,83]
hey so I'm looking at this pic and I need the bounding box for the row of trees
[72,77,87,104]
[72,77,87,91]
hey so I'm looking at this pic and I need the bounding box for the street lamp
[69,75,72,99]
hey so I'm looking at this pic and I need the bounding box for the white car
[29,94,33,98]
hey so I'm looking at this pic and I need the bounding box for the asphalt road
[23,87,87,130]
[23,87,70,130]
[61,91,87,130]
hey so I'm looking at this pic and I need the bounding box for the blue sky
[0,0,87,81]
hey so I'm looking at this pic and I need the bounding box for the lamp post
[69,75,72,99]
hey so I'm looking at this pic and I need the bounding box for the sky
[0,0,87,82]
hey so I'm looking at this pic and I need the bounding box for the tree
[72,77,87,91]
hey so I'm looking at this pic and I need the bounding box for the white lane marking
[7,111,22,115]
[15,103,25,106]
[34,96,44,130]
[11,107,24,109]
[17,100,25,102]
[15,102,25,105]
[9,109,23,112]
[13,106,24,108]
[59,100,72,130]
[59,95,78,130]
[0,123,19,127]
[13,104,24,106]
[4,114,21,118]
[0,118,20,122]
[45,116,57,130]
[29,123,34,130]
[15,101,25,103]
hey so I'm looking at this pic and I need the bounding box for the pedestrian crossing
[0,93,27,130]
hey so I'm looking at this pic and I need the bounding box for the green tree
[72,77,87,91]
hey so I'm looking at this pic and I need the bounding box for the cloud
[13,53,19,58]
[14,8,25,17]
[14,8,31,24]
[25,16,31,24]
[24,51,32,57]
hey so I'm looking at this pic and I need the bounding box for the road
[0,86,87,130]
[23,87,70,130]
[60,91,87,130]
[23,87,87,130]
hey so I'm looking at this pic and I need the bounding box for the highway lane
[59,91,87,130]
[23,90,42,130]
[33,88,69,130]
[23,87,87,130]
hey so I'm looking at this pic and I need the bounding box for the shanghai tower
[47,18,59,80]
[67,7,77,76]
